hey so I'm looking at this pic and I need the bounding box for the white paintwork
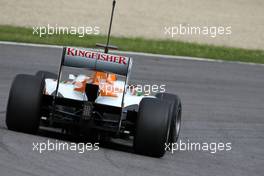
[45,79,87,101]
[45,75,154,108]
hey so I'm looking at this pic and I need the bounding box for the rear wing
[52,47,133,108]
[62,47,132,76]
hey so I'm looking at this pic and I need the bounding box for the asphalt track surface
[0,43,263,176]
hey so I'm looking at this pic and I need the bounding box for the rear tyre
[36,70,57,79]
[134,98,171,157]
[6,74,45,134]
[156,93,182,143]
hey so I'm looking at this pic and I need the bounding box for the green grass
[1,25,264,64]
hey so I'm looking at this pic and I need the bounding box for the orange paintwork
[74,79,87,93]
[74,71,119,97]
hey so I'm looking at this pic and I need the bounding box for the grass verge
[0,25,263,64]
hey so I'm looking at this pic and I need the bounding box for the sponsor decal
[66,47,127,65]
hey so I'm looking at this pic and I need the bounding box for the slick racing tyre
[156,93,182,143]
[134,98,171,157]
[6,74,45,134]
[36,70,57,79]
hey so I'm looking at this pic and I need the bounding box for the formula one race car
[5,0,182,157]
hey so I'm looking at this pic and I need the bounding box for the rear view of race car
[5,0,182,158]
[6,47,182,157]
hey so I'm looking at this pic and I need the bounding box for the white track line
[0,41,263,66]
[0,41,61,48]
